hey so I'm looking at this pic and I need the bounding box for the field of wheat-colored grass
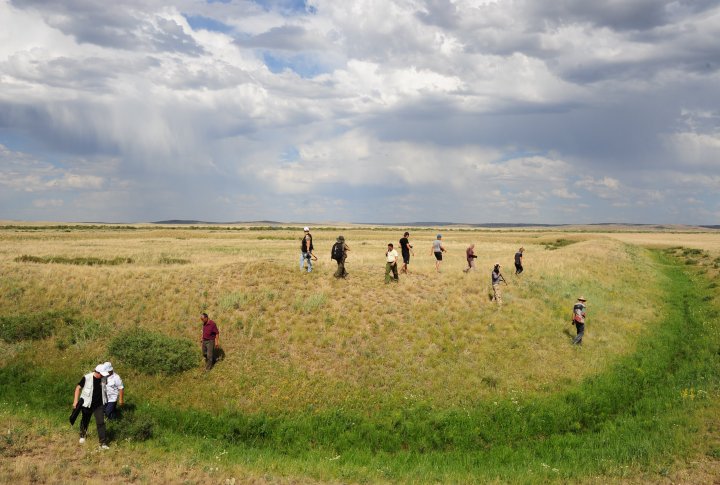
[0,226,676,412]
[1,224,720,484]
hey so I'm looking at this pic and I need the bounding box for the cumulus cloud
[0,0,719,223]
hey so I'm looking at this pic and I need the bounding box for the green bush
[108,329,196,375]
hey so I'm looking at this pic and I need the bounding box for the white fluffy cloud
[0,0,718,223]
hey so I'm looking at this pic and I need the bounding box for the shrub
[108,329,196,375]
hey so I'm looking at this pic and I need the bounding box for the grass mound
[108,329,196,375]
[15,255,133,266]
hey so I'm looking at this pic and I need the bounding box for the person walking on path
[385,243,399,283]
[514,247,524,275]
[491,263,506,306]
[399,232,414,274]
[200,313,220,371]
[572,297,587,345]
[431,234,447,272]
[464,244,477,273]
[331,235,350,278]
[72,364,109,449]
[299,227,316,273]
[102,362,124,420]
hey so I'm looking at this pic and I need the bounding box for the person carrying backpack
[300,227,316,273]
[331,235,349,278]
[571,296,587,345]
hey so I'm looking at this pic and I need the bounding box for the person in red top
[200,313,220,371]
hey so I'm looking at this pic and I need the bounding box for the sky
[0,0,719,224]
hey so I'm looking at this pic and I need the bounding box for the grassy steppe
[1,226,719,483]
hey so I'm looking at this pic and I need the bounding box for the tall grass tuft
[293,293,327,313]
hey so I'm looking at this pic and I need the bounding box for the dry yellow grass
[0,226,699,414]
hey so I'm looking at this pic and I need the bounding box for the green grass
[0,311,79,342]
[1,250,718,482]
[14,255,134,265]
[542,239,577,250]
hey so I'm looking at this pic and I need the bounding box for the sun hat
[303,227,310,232]
[578,296,587,301]
[437,234,442,238]
[95,364,109,377]
[103,362,113,372]
[337,235,345,242]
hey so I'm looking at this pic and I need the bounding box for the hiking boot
[79,437,86,444]
[100,444,110,450]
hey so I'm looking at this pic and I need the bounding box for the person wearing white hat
[299,227,316,272]
[102,362,124,420]
[72,364,109,448]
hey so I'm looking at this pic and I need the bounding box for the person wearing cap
[430,234,447,272]
[331,235,350,278]
[491,263,505,306]
[72,364,109,448]
[572,297,587,345]
[464,244,477,273]
[200,312,220,371]
[399,232,414,274]
[514,247,524,275]
[300,227,315,273]
[385,243,399,283]
[102,362,124,420]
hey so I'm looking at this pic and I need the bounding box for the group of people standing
[300,227,587,340]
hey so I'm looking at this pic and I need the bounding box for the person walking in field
[431,234,447,272]
[385,243,399,283]
[331,235,350,278]
[572,296,587,345]
[200,313,220,371]
[491,263,505,306]
[72,364,110,449]
[399,232,414,274]
[102,362,124,420]
[299,227,315,273]
[514,247,524,274]
[464,244,477,273]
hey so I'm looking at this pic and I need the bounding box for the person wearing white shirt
[385,243,399,283]
[102,362,124,419]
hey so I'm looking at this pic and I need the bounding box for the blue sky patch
[251,0,316,14]
[183,14,233,34]
[263,52,328,78]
